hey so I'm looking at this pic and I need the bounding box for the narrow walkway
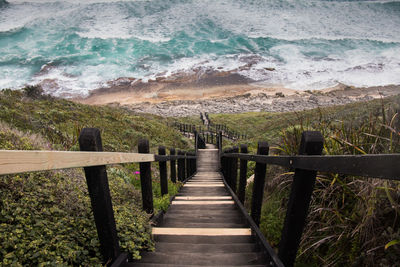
[130,147,267,266]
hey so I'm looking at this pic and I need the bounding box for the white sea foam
[1,0,400,96]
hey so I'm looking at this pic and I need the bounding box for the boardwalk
[130,146,268,266]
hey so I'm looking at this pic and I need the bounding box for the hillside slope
[0,88,191,266]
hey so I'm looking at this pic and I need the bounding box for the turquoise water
[1,0,400,97]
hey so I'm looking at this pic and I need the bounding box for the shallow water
[1,0,400,97]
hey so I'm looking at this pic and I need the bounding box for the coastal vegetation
[209,95,400,266]
[0,87,188,266]
[1,86,399,265]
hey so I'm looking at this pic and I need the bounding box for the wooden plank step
[162,214,246,224]
[187,182,223,184]
[126,263,266,267]
[163,209,242,216]
[171,200,234,205]
[179,188,228,194]
[152,227,251,236]
[184,184,225,187]
[135,252,267,265]
[154,234,255,244]
[174,196,232,200]
[154,242,259,253]
[159,221,248,228]
[167,204,237,212]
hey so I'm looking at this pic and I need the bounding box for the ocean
[1,0,400,97]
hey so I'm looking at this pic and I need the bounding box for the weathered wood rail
[221,131,400,267]
[0,128,198,266]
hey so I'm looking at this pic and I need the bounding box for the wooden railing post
[177,150,184,181]
[194,130,198,152]
[78,128,121,264]
[251,141,269,226]
[185,152,191,178]
[238,144,248,203]
[278,131,324,267]
[188,152,195,176]
[138,139,153,214]
[221,148,228,177]
[193,151,197,173]
[158,146,168,196]
[217,131,222,151]
[224,147,233,186]
[183,151,187,180]
[191,152,196,176]
[170,148,176,183]
[230,146,239,192]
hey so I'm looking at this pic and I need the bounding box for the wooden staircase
[128,147,269,266]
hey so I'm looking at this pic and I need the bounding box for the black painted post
[170,148,177,183]
[185,152,191,178]
[183,151,187,180]
[250,141,269,226]
[177,150,184,181]
[193,152,197,174]
[191,152,195,176]
[221,148,227,177]
[238,144,248,203]
[194,130,198,151]
[211,133,214,145]
[218,131,222,151]
[186,152,191,177]
[193,151,197,173]
[278,131,324,267]
[158,146,168,196]
[189,152,195,176]
[79,128,121,264]
[230,146,239,192]
[225,148,233,186]
[138,139,153,214]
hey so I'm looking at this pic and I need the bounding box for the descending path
[129,146,268,266]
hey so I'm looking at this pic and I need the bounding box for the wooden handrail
[0,127,199,266]
[220,130,399,267]
[222,153,400,180]
[0,150,155,175]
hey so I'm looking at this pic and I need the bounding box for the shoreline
[72,74,400,117]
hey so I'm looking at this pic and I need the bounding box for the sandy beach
[72,70,400,117]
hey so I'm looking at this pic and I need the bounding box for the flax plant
[274,101,400,266]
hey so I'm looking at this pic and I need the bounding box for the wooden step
[167,204,237,212]
[171,200,234,205]
[135,252,267,265]
[163,213,246,224]
[178,188,229,195]
[154,242,259,253]
[159,221,248,228]
[154,234,255,244]
[127,264,267,267]
[152,227,251,236]
[174,196,232,200]
[163,209,242,216]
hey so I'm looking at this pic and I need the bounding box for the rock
[264,67,275,71]
[275,92,285,97]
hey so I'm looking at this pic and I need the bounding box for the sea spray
[0,0,400,97]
